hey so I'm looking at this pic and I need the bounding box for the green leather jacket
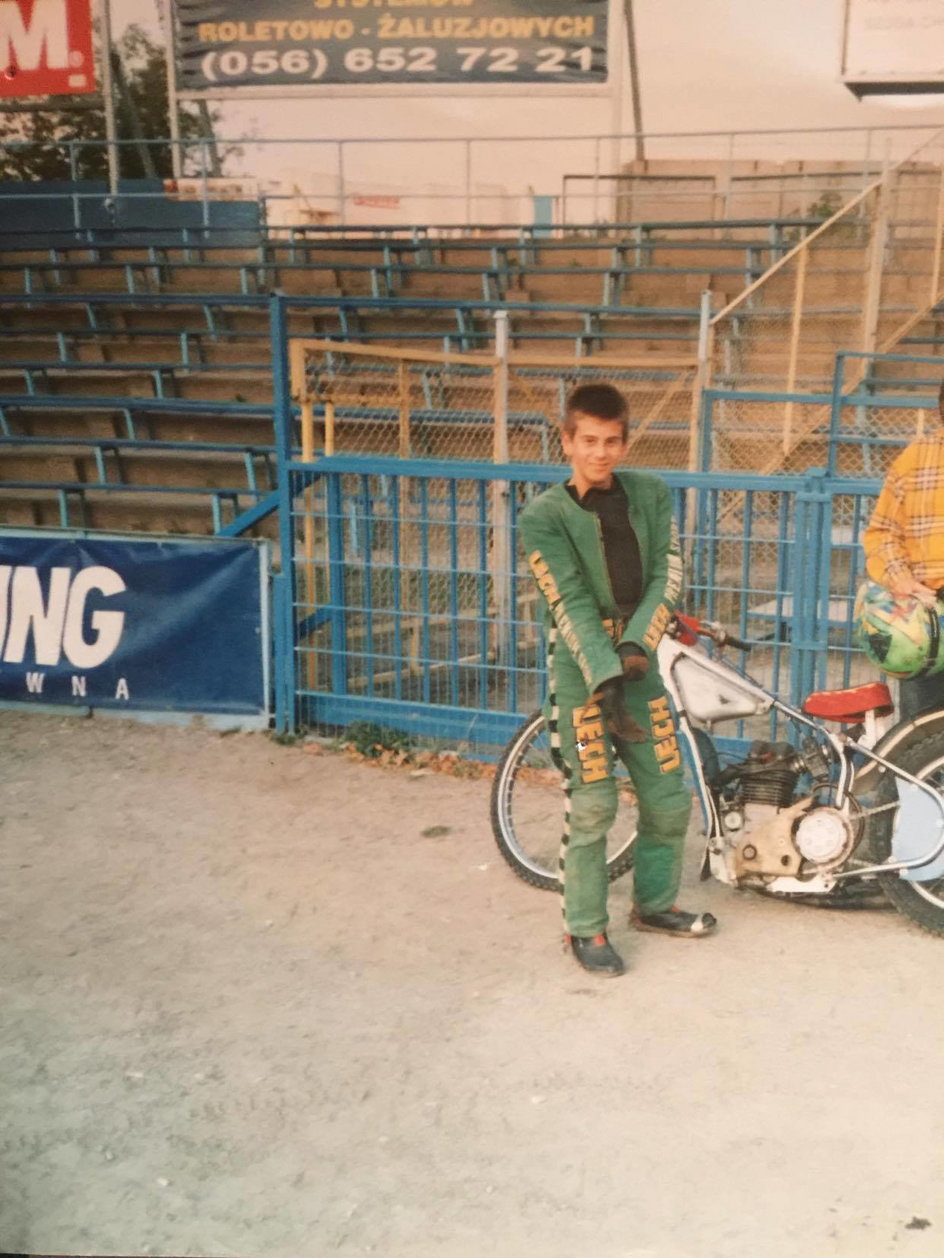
[519,469,683,694]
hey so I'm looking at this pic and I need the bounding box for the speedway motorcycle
[491,613,944,936]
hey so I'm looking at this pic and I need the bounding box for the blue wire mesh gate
[273,455,884,750]
[258,301,931,746]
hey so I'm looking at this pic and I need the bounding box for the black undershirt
[566,479,642,616]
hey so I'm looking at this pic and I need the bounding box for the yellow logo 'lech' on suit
[642,602,672,651]
[648,695,681,773]
[573,701,608,783]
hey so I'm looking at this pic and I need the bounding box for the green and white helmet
[854,580,944,680]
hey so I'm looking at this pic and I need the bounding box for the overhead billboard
[841,0,944,95]
[0,0,96,98]
[172,0,608,92]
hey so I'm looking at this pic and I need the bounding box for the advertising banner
[173,0,607,90]
[0,0,96,98]
[0,534,268,716]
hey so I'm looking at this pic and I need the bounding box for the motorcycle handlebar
[722,632,752,653]
[671,615,752,653]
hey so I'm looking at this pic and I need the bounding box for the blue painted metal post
[791,482,813,708]
[739,490,754,644]
[448,480,460,706]
[813,472,839,693]
[770,492,791,699]
[272,571,287,733]
[792,471,831,706]
[326,472,349,698]
[360,473,375,694]
[390,476,404,701]
[477,480,490,710]
[419,478,432,705]
[827,353,846,477]
[506,478,521,714]
[703,487,718,622]
[270,293,298,731]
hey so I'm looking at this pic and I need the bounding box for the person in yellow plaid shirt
[863,380,944,718]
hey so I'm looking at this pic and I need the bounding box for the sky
[113,0,944,212]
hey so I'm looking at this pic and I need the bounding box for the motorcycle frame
[656,632,944,884]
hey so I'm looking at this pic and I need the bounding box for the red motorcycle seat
[802,682,894,723]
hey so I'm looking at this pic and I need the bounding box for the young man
[519,383,716,978]
[863,379,944,719]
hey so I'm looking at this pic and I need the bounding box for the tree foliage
[0,25,225,182]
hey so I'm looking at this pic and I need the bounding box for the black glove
[618,642,650,682]
[594,676,648,744]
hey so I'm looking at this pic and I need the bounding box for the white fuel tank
[671,654,771,724]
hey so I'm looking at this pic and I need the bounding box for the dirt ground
[3,709,944,1258]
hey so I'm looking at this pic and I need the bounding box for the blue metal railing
[273,454,883,749]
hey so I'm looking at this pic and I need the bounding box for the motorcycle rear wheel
[862,730,944,937]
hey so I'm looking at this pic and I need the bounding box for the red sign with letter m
[0,0,96,98]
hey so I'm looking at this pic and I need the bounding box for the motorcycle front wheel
[489,711,638,892]
[863,730,944,937]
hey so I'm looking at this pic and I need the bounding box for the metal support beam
[98,0,118,194]
[161,0,183,179]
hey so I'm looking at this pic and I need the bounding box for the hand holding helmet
[887,572,940,609]
[854,580,944,679]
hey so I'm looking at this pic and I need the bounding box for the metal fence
[3,124,942,231]
[289,343,944,477]
[699,351,944,475]
[291,336,698,468]
[707,127,944,473]
[272,453,882,753]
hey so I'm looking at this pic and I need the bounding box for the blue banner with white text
[0,534,268,715]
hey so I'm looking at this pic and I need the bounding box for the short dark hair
[563,383,629,440]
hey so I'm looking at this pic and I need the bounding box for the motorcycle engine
[715,740,853,878]
[738,741,800,807]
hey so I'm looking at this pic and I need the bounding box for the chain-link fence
[702,358,944,476]
[708,128,944,474]
[701,392,834,474]
[829,355,943,479]
[291,338,698,468]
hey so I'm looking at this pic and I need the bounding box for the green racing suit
[519,470,692,937]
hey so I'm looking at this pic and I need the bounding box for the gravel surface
[2,710,943,1258]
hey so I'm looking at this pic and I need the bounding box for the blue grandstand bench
[0,292,705,355]
[0,394,283,440]
[281,216,822,249]
[857,374,944,392]
[0,435,278,494]
[0,480,270,532]
[0,258,404,299]
[0,256,744,305]
[0,360,272,399]
[0,232,801,296]
[0,214,818,241]
[0,328,273,368]
[0,391,574,455]
[0,258,163,296]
